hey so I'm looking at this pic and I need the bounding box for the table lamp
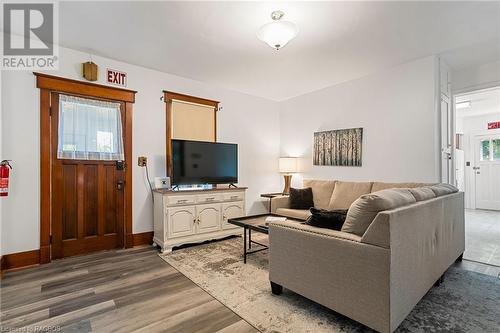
[279,157,298,195]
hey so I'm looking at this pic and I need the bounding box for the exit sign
[106,68,127,87]
[488,121,500,130]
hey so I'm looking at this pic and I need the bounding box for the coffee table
[228,213,303,263]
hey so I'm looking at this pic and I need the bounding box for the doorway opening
[454,86,500,267]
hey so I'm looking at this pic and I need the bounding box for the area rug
[159,236,500,333]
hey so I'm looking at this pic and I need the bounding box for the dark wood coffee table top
[228,213,302,234]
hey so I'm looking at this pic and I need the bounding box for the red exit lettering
[488,121,500,130]
[106,69,127,87]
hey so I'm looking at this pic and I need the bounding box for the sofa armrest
[270,195,290,213]
[268,221,390,333]
[361,192,465,331]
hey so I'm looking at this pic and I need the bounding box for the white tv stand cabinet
[153,187,247,253]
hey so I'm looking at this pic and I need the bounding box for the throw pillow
[289,187,314,210]
[341,188,416,236]
[304,207,347,231]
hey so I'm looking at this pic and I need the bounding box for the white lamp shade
[257,20,299,50]
[279,157,298,173]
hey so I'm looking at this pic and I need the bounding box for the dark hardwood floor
[0,246,258,333]
[2,245,498,333]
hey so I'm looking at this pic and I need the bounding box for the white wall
[1,46,281,255]
[452,60,500,93]
[279,56,440,187]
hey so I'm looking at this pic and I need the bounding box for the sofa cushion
[275,208,311,221]
[328,181,373,210]
[289,187,314,209]
[409,187,436,201]
[304,208,348,231]
[429,183,459,196]
[303,179,336,209]
[371,182,424,192]
[341,188,416,236]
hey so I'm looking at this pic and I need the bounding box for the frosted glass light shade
[257,20,298,50]
[279,157,298,173]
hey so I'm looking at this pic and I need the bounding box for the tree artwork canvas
[313,128,363,166]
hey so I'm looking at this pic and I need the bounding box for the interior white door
[221,202,245,229]
[168,206,196,238]
[474,135,500,210]
[196,203,221,234]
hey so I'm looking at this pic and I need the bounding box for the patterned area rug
[159,236,500,333]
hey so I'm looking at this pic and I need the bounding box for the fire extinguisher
[0,160,12,197]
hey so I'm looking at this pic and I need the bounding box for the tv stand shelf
[153,187,247,253]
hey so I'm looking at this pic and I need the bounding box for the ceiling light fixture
[256,10,298,50]
[456,101,471,109]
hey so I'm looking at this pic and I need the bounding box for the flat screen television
[171,139,238,185]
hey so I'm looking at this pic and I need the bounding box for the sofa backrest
[328,181,373,210]
[360,191,463,248]
[302,179,336,209]
[371,182,426,192]
[350,184,463,240]
[302,180,430,211]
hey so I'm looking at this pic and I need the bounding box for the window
[480,137,500,162]
[493,138,500,161]
[57,94,124,160]
[480,139,490,161]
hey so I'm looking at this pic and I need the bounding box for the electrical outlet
[138,156,147,167]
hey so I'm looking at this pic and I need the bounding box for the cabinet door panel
[168,206,196,238]
[222,202,245,229]
[196,204,221,234]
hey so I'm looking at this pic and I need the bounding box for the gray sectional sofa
[268,180,465,333]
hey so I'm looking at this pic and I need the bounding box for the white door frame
[453,85,500,209]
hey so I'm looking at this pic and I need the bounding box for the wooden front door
[51,93,125,259]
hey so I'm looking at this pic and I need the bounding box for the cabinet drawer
[196,194,222,204]
[222,192,244,202]
[166,195,196,206]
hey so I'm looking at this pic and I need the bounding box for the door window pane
[58,95,124,160]
[480,139,490,161]
[493,138,500,161]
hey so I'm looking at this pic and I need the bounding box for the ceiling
[456,88,500,119]
[59,1,500,101]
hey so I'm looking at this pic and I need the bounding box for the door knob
[117,180,124,190]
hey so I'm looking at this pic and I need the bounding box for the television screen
[171,139,238,185]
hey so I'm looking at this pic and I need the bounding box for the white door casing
[439,59,453,185]
[441,95,453,184]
